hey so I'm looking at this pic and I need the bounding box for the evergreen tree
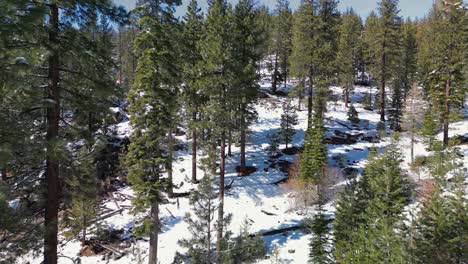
[290,0,318,121]
[367,0,401,122]
[182,0,205,183]
[177,175,219,263]
[337,8,362,108]
[199,0,235,257]
[299,116,327,184]
[309,200,332,264]
[126,1,180,263]
[314,0,340,118]
[347,104,360,124]
[230,219,266,263]
[0,1,126,262]
[420,107,439,150]
[65,147,99,246]
[271,0,293,93]
[232,0,263,176]
[279,99,299,149]
[427,0,466,148]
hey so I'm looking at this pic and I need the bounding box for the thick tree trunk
[148,203,159,264]
[307,70,313,124]
[443,78,451,149]
[240,127,246,176]
[216,133,226,262]
[191,112,197,183]
[44,5,60,264]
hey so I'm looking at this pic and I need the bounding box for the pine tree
[65,147,99,247]
[199,0,235,258]
[347,104,360,124]
[230,219,266,263]
[389,18,417,131]
[337,8,362,108]
[0,1,126,262]
[126,1,180,263]
[271,0,293,93]
[279,99,299,149]
[366,0,401,122]
[314,0,340,119]
[427,0,466,149]
[182,0,204,183]
[232,0,263,176]
[309,200,332,264]
[299,116,327,184]
[177,175,219,263]
[290,1,318,121]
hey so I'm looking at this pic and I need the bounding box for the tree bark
[82,216,87,247]
[240,127,246,176]
[344,84,350,108]
[307,69,313,125]
[228,128,232,156]
[167,130,174,197]
[380,42,387,122]
[148,203,159,264]
[44,4,60,264]
[443,78,451,149]
[216,133,226,262]
[191,112,197,183]
[1,167,7,181]
[272,53,279,93]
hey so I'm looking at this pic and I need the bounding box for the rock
[80,245,95,257]
[264,168,269,172]
[288,249,296,254]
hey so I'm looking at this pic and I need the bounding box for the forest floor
[19,82,467,264]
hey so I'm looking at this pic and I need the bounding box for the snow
[17,75,468,263]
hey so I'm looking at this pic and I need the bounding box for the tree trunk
[240,127,246,176]
[344,84,350,108]
[82,215,87,247]
[228,128,232,156]
[272,53,279,93]
[216,133,226,262]
[443,78,451,149]
[380,42,386,122]
[192,112,197,183]
[167,130,174,197]
[410,131,414,164]
[307,69,313,124]
[148,203,159,264]
[44,5,60,264]
[207,201,212,263]
[1,167,6,181]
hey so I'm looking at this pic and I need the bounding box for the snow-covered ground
[18,80,467,263]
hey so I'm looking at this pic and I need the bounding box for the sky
[113,0,435,20]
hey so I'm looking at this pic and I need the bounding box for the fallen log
[101,244,124,259]
[89,209,123,225]
[261,209,277,216]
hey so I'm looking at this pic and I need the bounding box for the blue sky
[113,0,434,20]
